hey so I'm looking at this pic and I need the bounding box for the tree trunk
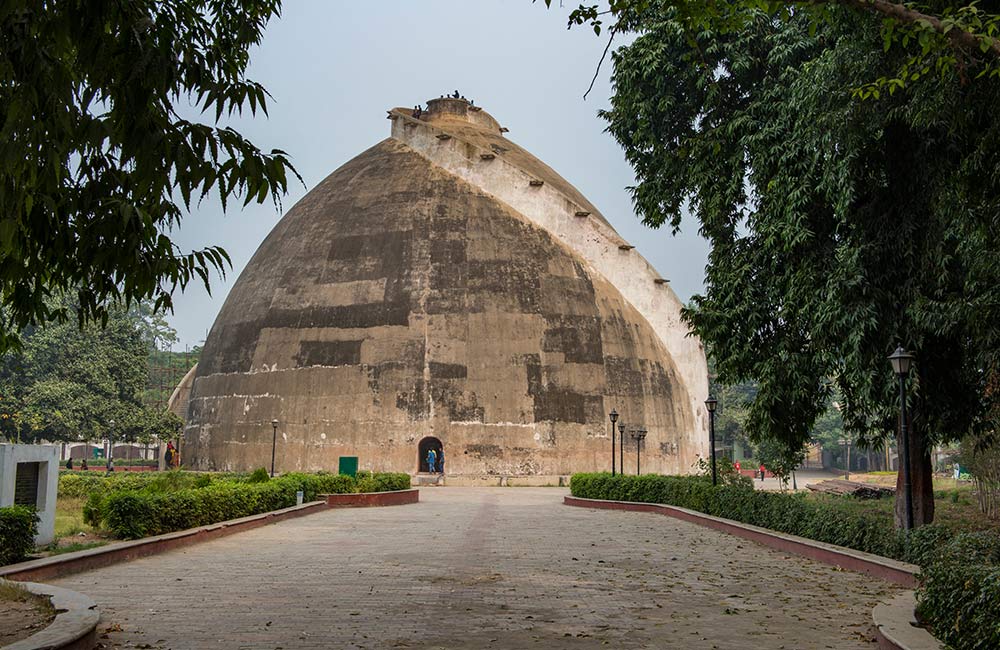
[894,420,935,528]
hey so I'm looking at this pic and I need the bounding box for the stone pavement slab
[51,487,898,649]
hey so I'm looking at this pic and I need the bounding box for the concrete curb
[2,580,99,650]
[564,496,919,587]
[873,592,943,650]
[323,488,419,507]
[0,501,326,583]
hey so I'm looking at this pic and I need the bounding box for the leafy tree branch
[0,0,298,352]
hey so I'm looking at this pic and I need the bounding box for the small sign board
[339,456,359,477]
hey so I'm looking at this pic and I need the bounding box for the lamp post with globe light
[107,419,115,472]
[888,346,916,530]
[609,409,618,475]
[632,427,647,475]
[705,397,718,486]
[618,420,626,475]
[270,419,279,478]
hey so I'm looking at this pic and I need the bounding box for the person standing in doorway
[438,448,445,475]
[427,448,437,473]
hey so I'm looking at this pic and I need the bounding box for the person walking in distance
[427,447,437,473]
[438,448,445,475]
[759,463,766,481]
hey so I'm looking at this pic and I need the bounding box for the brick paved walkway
[52,488,898,649]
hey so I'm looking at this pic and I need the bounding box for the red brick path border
[325,488,420,507]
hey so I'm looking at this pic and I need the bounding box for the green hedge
[94,471,410,539]
[916,532,1000,650]
[60,469,411,501]
[59,470,205,498]
[354,471,411,493]
[570,473,1000,650]
[0,506,38,565]
[59,469,265,499]
[102,475,308,539]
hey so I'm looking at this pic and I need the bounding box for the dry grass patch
[0,580,55,646]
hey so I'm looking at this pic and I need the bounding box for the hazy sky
[165,0,709,348]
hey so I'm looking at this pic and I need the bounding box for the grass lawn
[53,497,95,538]
[46,496,108,554]
[806,481,998,533]
[0,579,54,646]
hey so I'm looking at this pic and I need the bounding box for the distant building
[179,97,709,479]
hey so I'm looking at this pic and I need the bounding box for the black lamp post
[705,397,718,486]
[107,419,115,472]
[839,437,851,480]
[609,409,619,475]
[618,421,626,475]
[888,345,915,530]
[632,427,647,475]
[270,419,279,478]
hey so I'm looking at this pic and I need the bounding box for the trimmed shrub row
[59,469,412,500]
[59,470,208,498]
[569,473,1000,650]
[354,471,411,493]
[916,532,1000,650]
[90,471,410,540]
[100,474,315,539]
[0,506,38,565]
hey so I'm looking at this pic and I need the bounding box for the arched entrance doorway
[418,436,443,473]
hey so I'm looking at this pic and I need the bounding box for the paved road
[53,488,897,649]
[752,469,842,491]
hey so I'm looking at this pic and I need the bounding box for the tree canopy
[0,0,295,352]
[546,1,1000,90]
[583,1,1000,525]
[0,296,182,445]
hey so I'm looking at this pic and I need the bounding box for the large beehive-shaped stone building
[182,97,708,478]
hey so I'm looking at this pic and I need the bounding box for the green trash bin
[339,456,359,478]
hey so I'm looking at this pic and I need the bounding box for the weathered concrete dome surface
[185,99,708,476]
